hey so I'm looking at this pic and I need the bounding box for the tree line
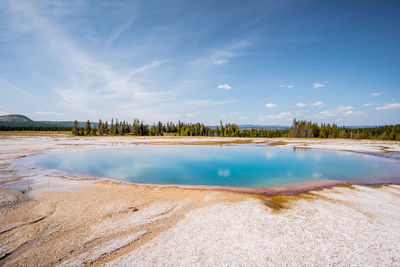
[70,118,400,140]
[288,119,400,140]
[0,125,72,131]
[2,118,399,140]
[71,119,288,138]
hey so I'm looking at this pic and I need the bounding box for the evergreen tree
[90,125,97,136]
[85,120,91,136]
[98,119,103,135]
[110,118,115,135]
[104,121,109,135]
[72,120,78,136]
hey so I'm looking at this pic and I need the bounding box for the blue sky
[0,0,399,125]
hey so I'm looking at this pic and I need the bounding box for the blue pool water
[14,145,400,188]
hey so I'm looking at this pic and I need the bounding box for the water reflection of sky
[13,145,400,188]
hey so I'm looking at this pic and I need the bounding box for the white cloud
[265,103,277,108]
[265,112,295,120]
[217,169,231,177]
[363,103,376,107]
[35,111,63,116]
[376,103,400,110]
[318,106,363,117]
[319,106,351,117]
[313,101,324,107]
[261,109,306,121]
[280,84,293,88]
[296,103,307,108]
[296,101,324,108]
[323,81,328,84]
[370,92,380,97]
[212,59,228,65]
[313,82,325,88]
[343,110,363,115]
[218,84,231,90]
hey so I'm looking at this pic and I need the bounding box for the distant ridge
[0,114,87,128]
[0,114,33,122]
[237,124,290,130]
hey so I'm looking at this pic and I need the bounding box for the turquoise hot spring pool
[13,144,400,190]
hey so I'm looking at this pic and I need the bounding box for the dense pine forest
[70,118,400,141]
[1,118,399,140]
[288,119,400,140]
[70,119,288,138]
[0,125,72,131]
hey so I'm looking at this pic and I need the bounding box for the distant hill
[0,114,33,122]
[237,124,290,130]
[208,124,290,130]
[0,114,88,128]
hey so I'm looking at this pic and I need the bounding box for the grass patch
[268,141,287,146]
[0,131,72,136]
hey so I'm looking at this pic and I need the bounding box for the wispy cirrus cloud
[5,0,169,119]
[3,1,397,126]
[211,40,250,65]
[4,0,250,124]
[211,51,238,65]
[376,103,400,110]
[370,92,380,97]
[107,16,135,45]
[129,60,164,76]
[0,77,35,99]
